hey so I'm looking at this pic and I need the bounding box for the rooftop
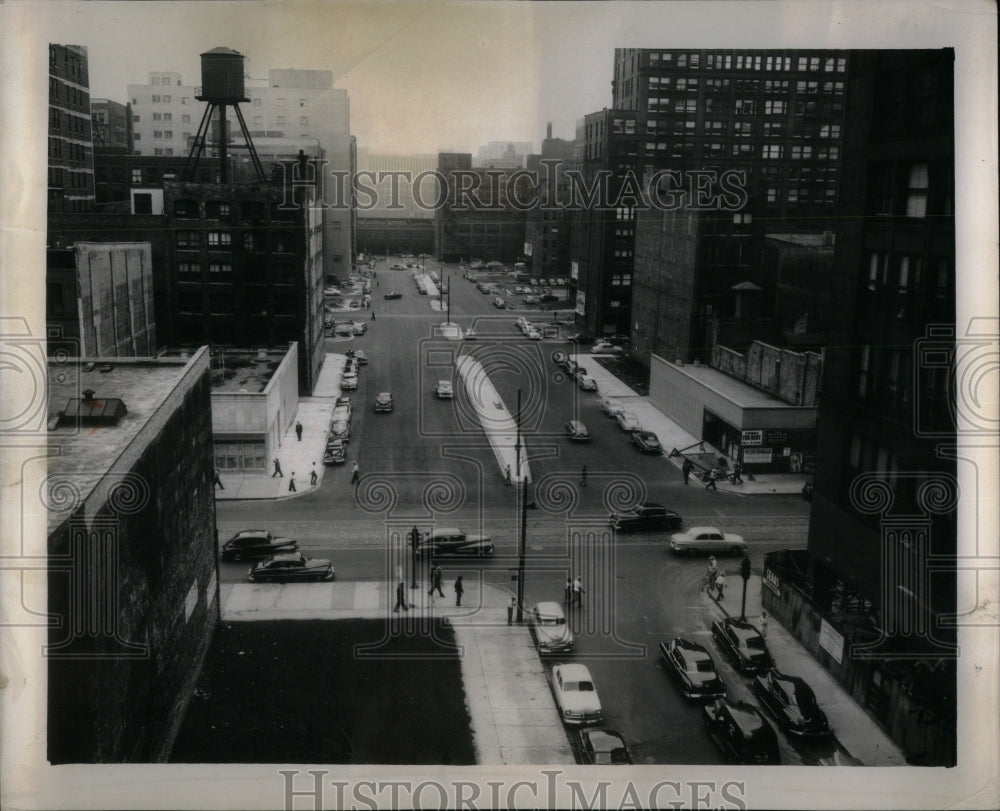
[208,349,287,393]
[47,349,209,533]
[658,357,813,411]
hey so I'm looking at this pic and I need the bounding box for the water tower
[182,47,265,182]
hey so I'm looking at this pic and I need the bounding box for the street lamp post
[515,389,527,623]
[410,526,420,589]
[739,553,752,620]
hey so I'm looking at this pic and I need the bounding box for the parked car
[353,350,368,365]
[551,663,603,726]
[330,419,351,442]
[348,300,361,310]
[575,729,632,765]
[324,439,347,465]
[564,420,591,442]
[222,529,298,562]
[414,528,495,558]
[333,323,354,336]
[659,638,727,700]
[711,617,774,674]
[526,328,542,340]
[703,699,781,765]
[632,430,662,454]
[615,412,642,433]
[753,669,832,737]
[340,373,358,391]
[247,552,335,583]
[351,321,367,335]
[591,341,623,354]
[600,398,626,418]
[383,291,403,299]
[492,296,507,309]
[336,395,352,409]
[332,404,352,423]
[435,380,454,399]
[374,392,394,412]
[577,374,599,392]
[670,526,746,556]
[610,502,682,532]
[527,601,574,653]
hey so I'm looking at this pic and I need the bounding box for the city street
[216,256,816,765]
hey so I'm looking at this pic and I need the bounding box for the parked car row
[550,345,599,391]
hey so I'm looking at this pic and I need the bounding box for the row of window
[49,77,88,108]
[49,108,90,135]
[47,168,92,190]
[176,230,298,252]
[647,77,845,96]
[150,76,182,86]
[176,293,301,315]
[49,46,85,78]
[47,138,91,162]
[647,52,847,73]
[869,162,953,219]
[178,262,300,281]
[250,115,309,126]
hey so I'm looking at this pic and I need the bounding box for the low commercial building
[210,345,299,472]
[649,343,819,472]
[46,348,218,762]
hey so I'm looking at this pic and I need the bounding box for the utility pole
[410,526,420,590]
[739,553,752,620]
[515,389,526,623]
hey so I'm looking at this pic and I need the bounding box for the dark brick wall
[48,366,218,763]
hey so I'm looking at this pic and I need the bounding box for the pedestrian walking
[310,463,318,486]
[760,610,768,639]
[350,461,360,484]
[580,464,588,487]
[288,474,297,493]
[731,461,743,484]
[504,464,512,486]
[454,576,464,607]
[507,596,517,625]
[706,556,718,590]
[214,467,224,490]
[715,571,726,601]
[564,578,573,605]
[705,467,718,491]
[572,576,585,606]
[429,565,445,598]
[371,310,376,321]
[295,421,303,441]
[272,458,283,478]
[394,581,409,612]
[682,458,693,485]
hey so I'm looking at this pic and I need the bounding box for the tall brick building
[47,349,218,762]
[48,44,95,212]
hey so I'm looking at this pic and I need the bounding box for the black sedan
[753,669,832,737]
[383,291,403,300]
[703,699,780,765]
[631,430,663,454]
[610,502,683,532]
[575,728,632,765]
[659,638,727,700]
[222,529,298,562]
[374,392,394,412]
[248,552,335,583]
[414,528,495,558]
[711,618,774,674]
[324,439,347,465]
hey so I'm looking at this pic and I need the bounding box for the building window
[131,168,142,183]
[163,113,172,121]
[209,262,232,274]
[164,130,173,139]
[181,97,189,104]
[207,231,232,247]
[176,230,200,248]
[178,262,200,276]
[206,201,231,220]
[163,95,171,103]
[275,97,285,106]
[151,95,161,103]
[133,133,141,141]
[764,100,786,115]
[253,98,262,107]
[761,144,783,159]
[735,99,756,115]
[819,124,841,138]
[905,163,929,218]
[276,115,285,124]
[857,345,871,398]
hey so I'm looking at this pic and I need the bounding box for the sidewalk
[582,352,811,496]
[215,352,347,500]
[706,572,906,767]
[220,578,574,765]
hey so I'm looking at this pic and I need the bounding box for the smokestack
[546,122,552,140]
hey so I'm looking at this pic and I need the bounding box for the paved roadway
[217,257,814,765]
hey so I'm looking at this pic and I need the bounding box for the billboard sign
[741,429,763,446]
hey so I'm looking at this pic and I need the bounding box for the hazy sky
[16,0,977,157]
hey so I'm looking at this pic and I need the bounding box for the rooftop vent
[57,391,128,427]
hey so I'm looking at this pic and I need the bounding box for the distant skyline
[18,0,974,159]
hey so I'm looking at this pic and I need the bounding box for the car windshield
[744,636,766,650]
[563,680,593,692]
[539,616,565,626]
[594,747,629,765]
[696,660,715,673]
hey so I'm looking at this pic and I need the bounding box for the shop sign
[765,429,789,445]
[819,619,844,664]
[763,567,781,595]
[742,447,773,464]
[742,429,763,446]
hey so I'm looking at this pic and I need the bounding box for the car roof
[427,527,462,537]
[533,601,565,616]
[377,392,392,397]
[582,729,626,748]
[720,701,768,734]
[673,638,711,657]
[557,663,593,680]
[233,529,268,537]
[686,526,723,535]
[268,552,304,562]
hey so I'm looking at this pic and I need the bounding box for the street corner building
[45,348,219,763]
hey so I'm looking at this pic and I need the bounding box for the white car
[670,526,747,556]
[526,328,542,340]
[332,404,352,422]
[435,380,454,399]
[601,399,626,418]
[577,375,598,392]
[341,372,358,391]
[527,602,574,653]
[615,412,642,433]
[551,663,603,726]
[591,341,623,355]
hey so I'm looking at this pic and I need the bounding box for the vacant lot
[170,619,475,764]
